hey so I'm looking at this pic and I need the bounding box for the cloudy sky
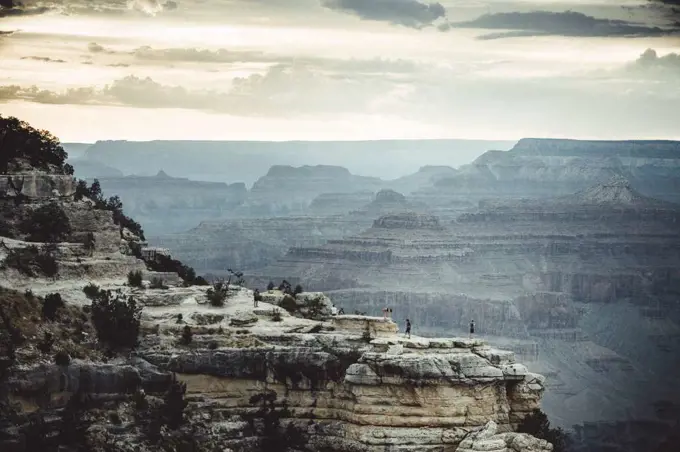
[0,0,679,142]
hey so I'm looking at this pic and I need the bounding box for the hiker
[469,319,475,338]
[338,307,345,315]
[405,318,412,339]
[382,307,389,321]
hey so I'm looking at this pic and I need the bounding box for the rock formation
[249,176,680,444]
[1,119,551,452]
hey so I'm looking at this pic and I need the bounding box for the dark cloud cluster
[321,0,446,29]
[447,10,675,40]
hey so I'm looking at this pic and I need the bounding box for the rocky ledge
[3,283,552,452]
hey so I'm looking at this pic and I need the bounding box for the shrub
[278,280,292,295]
[518,409,571,452]
[90,288,142,351]
[206,281,229,307]
[24,289,34,299]
[180,325,192,345]
[83,283,100,300]
[176,313,183,324]
[20,202,72,243]
[279,295,298,313]
[54,350,71,366]
[294,284,304,295]
[150,277,168,290]
[2,245,58,277]
[127,270,144,288]
[245,390,306,452]
[162,374,188,430]
[74,179,89,202]
[42,292,64,321]
[226,268,245,286]
[271,309,283,322]
[267,281,275,291]
[208,341,218,350]
[0,219,15,238]
[144,253,207,286]
[37,332,54,353]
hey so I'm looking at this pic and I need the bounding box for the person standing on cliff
[405,318,412,339]
[469,319,475,339]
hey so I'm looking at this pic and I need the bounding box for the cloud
[0,0,178,18]
[87,42,419,74]
[448,11,676,40]
[321,0,446,29]
[0,64,399,115]
[626,48,680,79]
[20,55,67,63]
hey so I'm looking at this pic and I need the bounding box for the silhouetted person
[469,319,475,338]
[405,318,411,339]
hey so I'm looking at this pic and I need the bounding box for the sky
[0,0,679,142]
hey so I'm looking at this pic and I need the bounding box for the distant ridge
[511,138,680,158]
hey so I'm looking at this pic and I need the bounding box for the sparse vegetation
[267,281,275,291]
[36,332,54,353]
[271,308,283,322]
[294,284,304,295]
[42,292,64,321]
[244,390,306,452]
[208,341,218,350]
[150,277,168,290]
[127,270,144,288]
[162,374,188,430]
[89,287,142,352]
[83,232,96,255]
[278,280,293,295]
[19,202,72,243]
[206,281,229,307]
[2,245,58,277]
[176,313,183,324]
[517,408,571,452]
[82,282,100,300]
[144,253,208,287]
[226,268,245,286]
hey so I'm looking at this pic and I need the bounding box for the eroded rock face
[0,173,76,199]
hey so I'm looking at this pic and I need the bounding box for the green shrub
[294,284,304,295]
[20,202,72,243]
[90,289,142,351]
[267,281,275,291]
[127,270,143,288]
[208,341,218,350]
[206,282,228,307]
[42,292,64,321]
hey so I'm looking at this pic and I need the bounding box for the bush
[180,325,192,345]
[294,284,304,295]
[20,202,72,243]
[127,270,143,288]
[271,309,283,322]
[267,281,275,291]
[145,253,207,286]
[278,280,292,295]
[90,288,142,351]
[162,375,188,430]
[54,350,71,366]
[279,295,298,313]
[176,313,183,324]
[83,283,100,300]
[517,409,571,452]
[2,245,58,277]
[150,277,168,290]
[37,332,54,353]
[208,341,218,350]
[74,179,89,202]
[42,292,64,321]
[206,281,229,307]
